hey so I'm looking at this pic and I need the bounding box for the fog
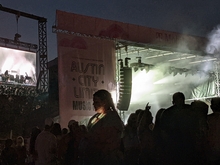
[119,26,220,123]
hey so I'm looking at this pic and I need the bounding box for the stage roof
[56,10,217,74]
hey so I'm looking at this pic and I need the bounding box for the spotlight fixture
[14,33,21,42]
[134,66,139,72]
[130,57,154,72]
[173,70,178,76]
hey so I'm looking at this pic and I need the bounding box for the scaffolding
[0,4,48,93]
[214,61,220,97]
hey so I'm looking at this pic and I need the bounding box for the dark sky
[0,0,220,60]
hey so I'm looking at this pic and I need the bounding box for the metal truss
[0,4,48,93]
[0,37,38,51]
[52,26,113,41]
[214,61,220,97]
[38,20,48,93]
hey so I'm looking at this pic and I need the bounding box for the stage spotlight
[14,33,21,41]
[140,67,145,71]
[173,70,178,76]
[134,66,138,72]
[168,67,173,74]
[144,66,150,73]
[185,72,189,77]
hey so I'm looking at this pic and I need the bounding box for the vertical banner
[57,34,116,128]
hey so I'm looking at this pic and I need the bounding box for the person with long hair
[15,136,27,165]
[84,89,124,165]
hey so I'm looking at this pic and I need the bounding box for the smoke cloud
[206,25,220,55]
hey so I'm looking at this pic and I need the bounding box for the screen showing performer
[0,46,37,86]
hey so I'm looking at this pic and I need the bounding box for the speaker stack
[117,58,132,111]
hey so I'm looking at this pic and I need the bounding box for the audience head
[154,108,166,129]
[80,124,88,133]
[135,109,144,116]
[50,123,62,137]
[61,128,68,135]
[68,120,79,133]
[135,109,144,126]
[30,126,41,138]
[172,92,185,106]
[29,126,41,154]
[127,113,138,128]
[155,108,166,121]
[93,89,116,113]
[191,100,209,115]
[5,138,13,148]
[211,97,220,113]
[145,109,153,125]
[44,117,54,130]
[16,136,24,147]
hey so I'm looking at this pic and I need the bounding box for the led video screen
[0,46,37,86]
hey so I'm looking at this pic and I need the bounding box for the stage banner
[56,10,206,52]
[57,33,116,128]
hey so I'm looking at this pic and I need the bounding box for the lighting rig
[130,56,154,72]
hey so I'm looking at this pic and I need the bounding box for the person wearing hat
[35,118,57,165]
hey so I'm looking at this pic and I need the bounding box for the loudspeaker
[117,67,132,111]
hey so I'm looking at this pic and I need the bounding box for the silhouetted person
[153,108,166,164]
[137,104,156,165]
[206,97,220,165]
[57,120,81,165]
[35,118,57,165]
[65,121,82,165]
[123,113,140,165]
[61,128,68,136]
[51,123,62,140]
[14,136,27,165]
[135,109,145,128]
[1,138,17,165]
[190,100,209,164]
[160,92,192,165]
[84,89,124,165]
[29,126,41,165]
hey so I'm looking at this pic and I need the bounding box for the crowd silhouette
[0,90,220,165]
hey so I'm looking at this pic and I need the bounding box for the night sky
[0,0,220,60]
